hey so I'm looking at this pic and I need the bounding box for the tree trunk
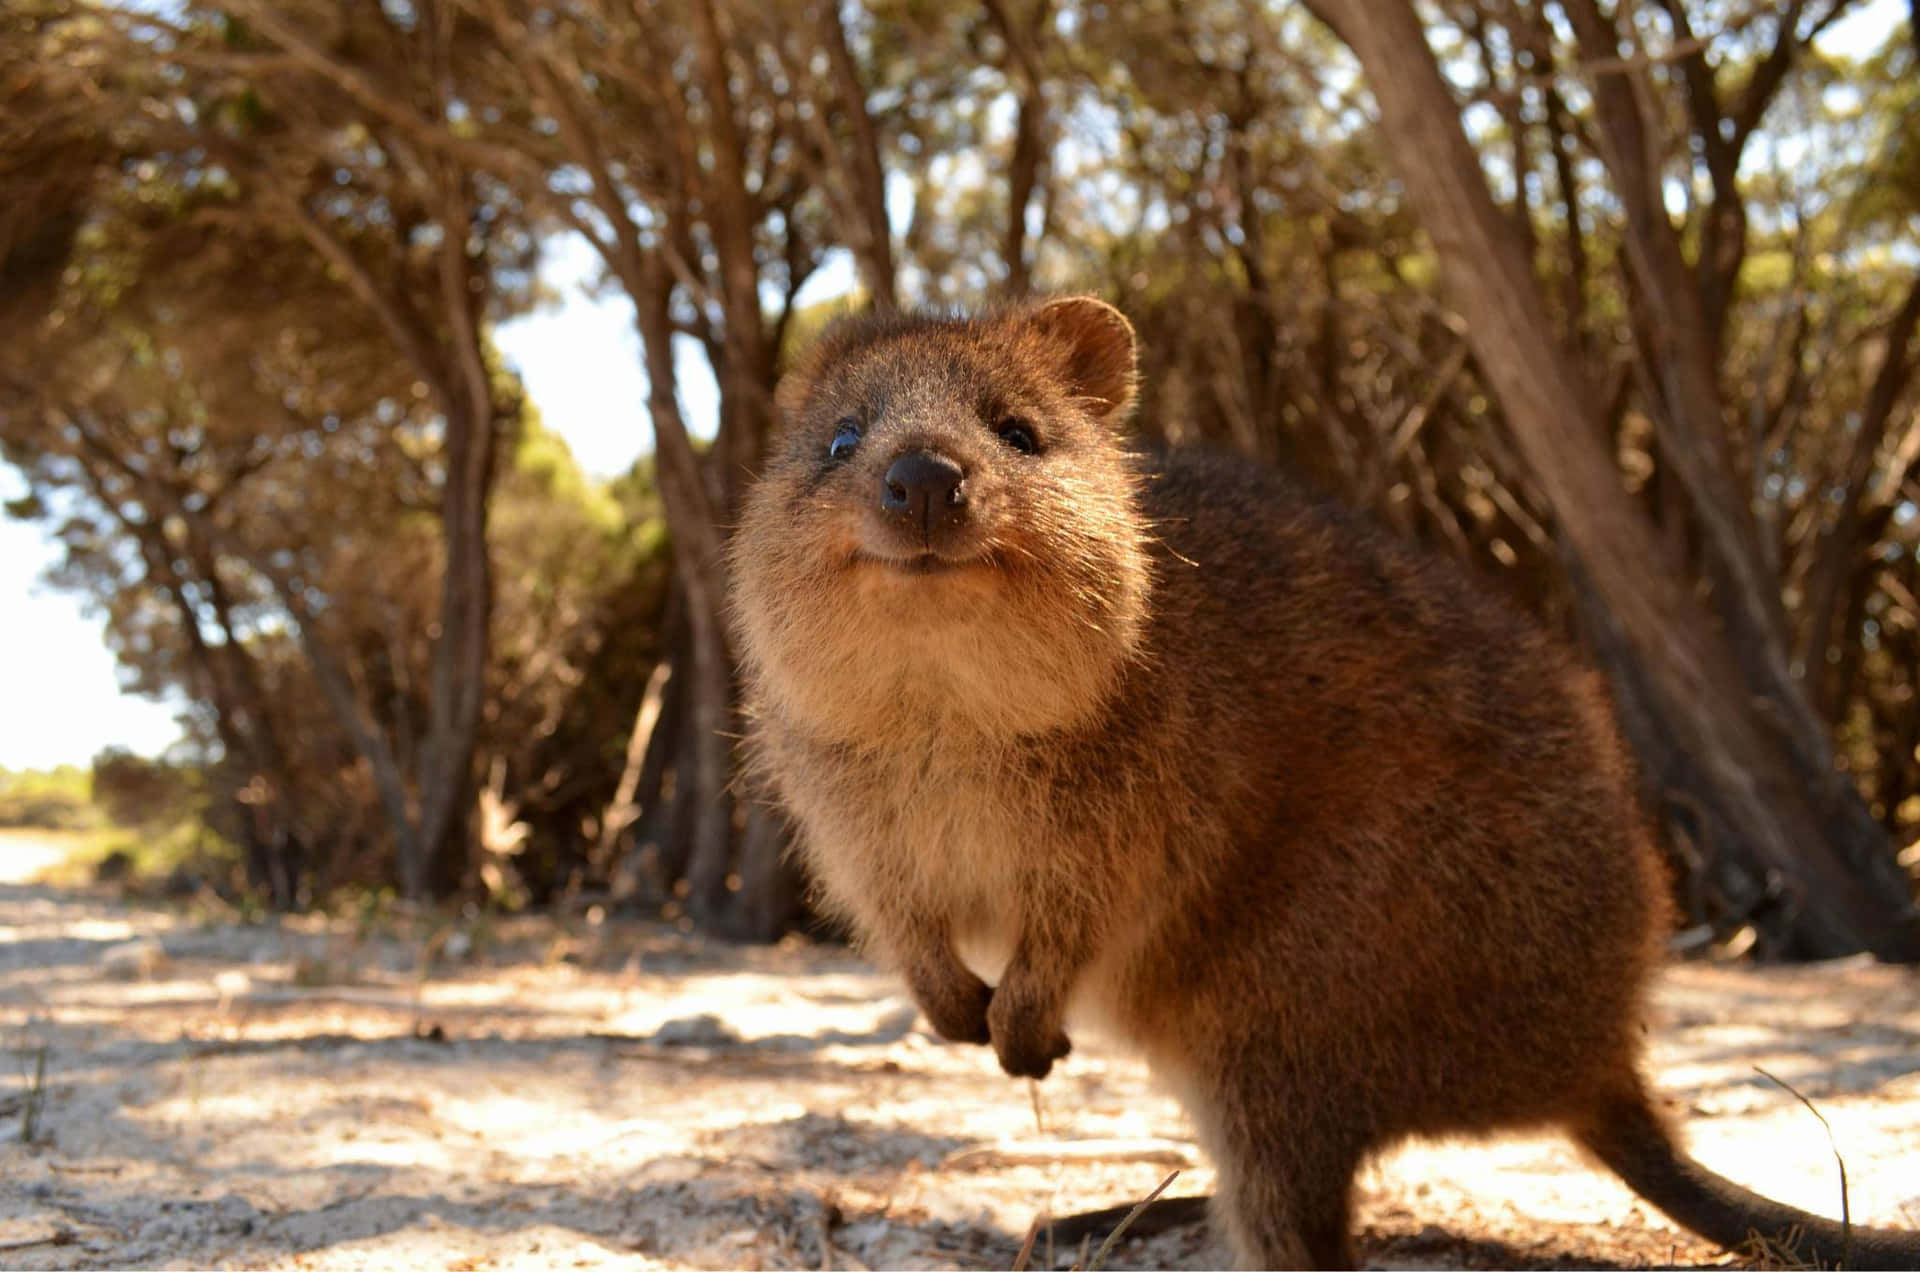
[985,0,1051,298]
[1799,272,1920,704]
[688,0,775,510]
[413,186,502,899]
[815,0,897,309]
[624,624,688,886]
[733,798,807,941]
[679,602,738,925]
[194,539,303,908]
[100,464,303,909]
[152,549,295,909]
[280,575,428,895]
[631,277,740,928]
[1315,0,1920,961]
[1557,0,1840,778]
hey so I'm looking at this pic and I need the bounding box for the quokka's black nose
[881,450,966,537]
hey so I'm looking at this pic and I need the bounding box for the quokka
[729,296,1920,1269]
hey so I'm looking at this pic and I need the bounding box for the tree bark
[688,0,775,508]
[632,272,740,929]
[1315,0,1920,961]
[733,797,807,941]
[265,559,428,895]
[188,533,302,908]
[815,0,897,309]
[1559,0,1812,713]
[70,441,303,908]
[1799,271,1920,709]
[414,184,501,899]
[985,0,1052,297]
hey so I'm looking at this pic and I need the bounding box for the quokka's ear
[1026,295,1138,421]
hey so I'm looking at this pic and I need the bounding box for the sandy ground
[2,842,1918,1270]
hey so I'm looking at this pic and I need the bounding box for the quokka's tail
[1575,1086,1920,1269]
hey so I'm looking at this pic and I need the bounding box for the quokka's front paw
[908,961,993,1045]
[988,992,1072,1079]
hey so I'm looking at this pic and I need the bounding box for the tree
[5,0,1913,952]
[1311,0,1919,958]
[2,0,536,903]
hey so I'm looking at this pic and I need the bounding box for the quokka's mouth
[849,547,999,575]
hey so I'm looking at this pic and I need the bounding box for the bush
[91,748,196,830]
[0,765,102,830]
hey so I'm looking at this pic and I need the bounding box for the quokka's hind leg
[1192,1061,1370,1271]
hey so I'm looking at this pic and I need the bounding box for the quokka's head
[730,296,1153,744]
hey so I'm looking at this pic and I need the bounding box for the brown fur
[728,297,1920,1269]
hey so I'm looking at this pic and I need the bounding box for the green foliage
[509,417,624,537]
[0,766,103,831]
[105,815,244,890]
[0,755,240,894]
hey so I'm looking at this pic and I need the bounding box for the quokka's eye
[995,417,1039,455]
[828,418,862,462]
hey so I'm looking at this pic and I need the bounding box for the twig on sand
[1079,1168,1181,1272]
[18,1039,48,1144]
[0,1228,77,1253]
[1755,1065,1852,1270]
[1012,1212,1043,1272]
[941,1138,1197,1172]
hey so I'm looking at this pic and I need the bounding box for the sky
[0,489,185,770]
[0,0,1904,772]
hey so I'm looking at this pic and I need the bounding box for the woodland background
[2,0,1917,961]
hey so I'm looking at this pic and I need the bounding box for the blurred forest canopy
[1,0,1917,957]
